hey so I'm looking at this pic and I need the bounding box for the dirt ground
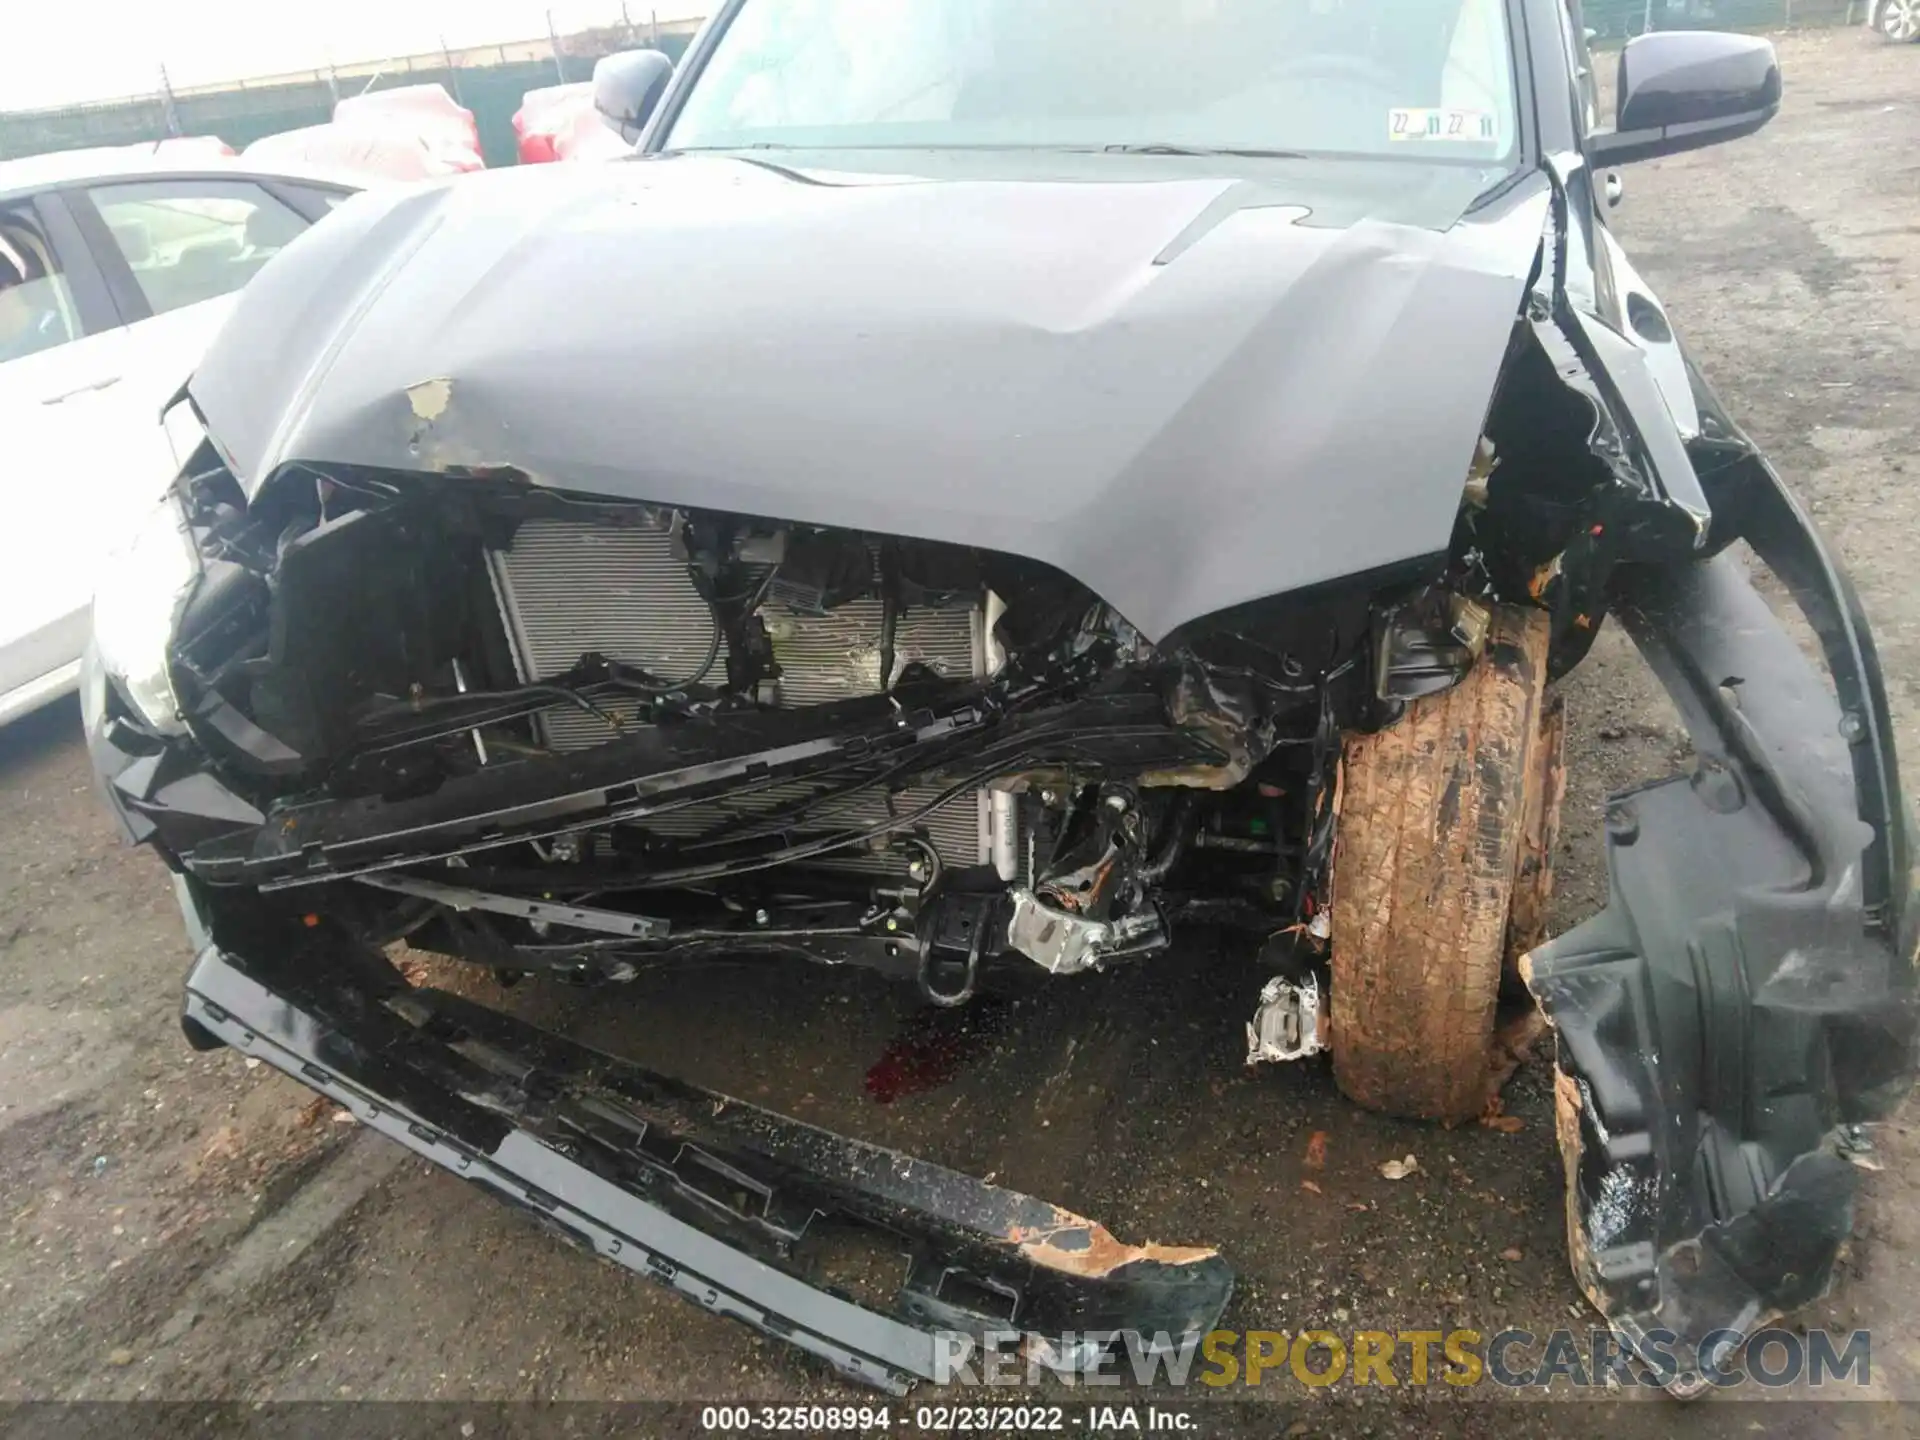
[1,27,1916,1439]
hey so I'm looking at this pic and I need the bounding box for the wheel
[1329,606,1553,1123]
[1876,0,1920,41]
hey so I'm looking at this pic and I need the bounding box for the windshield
[663,0,1519,162]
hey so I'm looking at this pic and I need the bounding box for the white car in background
[0,150,359,726]
[1871,0,1919,41]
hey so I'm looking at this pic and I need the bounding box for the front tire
[1329,606,1552,1123]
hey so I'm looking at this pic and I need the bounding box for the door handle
[41,375,124,404]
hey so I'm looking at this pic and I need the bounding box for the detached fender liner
[177,905,1232,1393]
[1523,469,1916,1394]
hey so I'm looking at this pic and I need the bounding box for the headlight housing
[91,496,198,735]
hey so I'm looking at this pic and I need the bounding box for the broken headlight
[90,496,197,735]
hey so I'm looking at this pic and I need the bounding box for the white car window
[89,179,310,319]
[0,216,82,365]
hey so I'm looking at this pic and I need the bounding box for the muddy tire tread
[1329,607,1550,1122]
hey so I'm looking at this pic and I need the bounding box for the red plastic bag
[514,83,593,141]
[550,105,631,162]
[513,83,626,164]
[333,85,485,174]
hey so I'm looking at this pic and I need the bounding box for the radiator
[487,518,991,870]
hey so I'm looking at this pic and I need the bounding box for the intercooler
[487,518,994,871]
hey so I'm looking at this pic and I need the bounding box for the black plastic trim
[177,910,1233,1393]
[1523,485,1915,1394]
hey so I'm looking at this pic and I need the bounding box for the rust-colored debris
[1009,1208,1218,1278]
[294,1095,332,1129]
[1482,1006,1548,1121]
[1304,1130,1329,1170]
[1551,1064,1607,1315]
[199,1124,242,1164]
[1524,951,1607,1326]
[1480,1099,1526,1134]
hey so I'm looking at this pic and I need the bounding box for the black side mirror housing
[1587,31,1780,167]
[593,49,675,144]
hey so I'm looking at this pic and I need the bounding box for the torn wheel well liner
[1522,454,1914,1392]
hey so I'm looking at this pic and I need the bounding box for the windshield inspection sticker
[1390,108,1495,141]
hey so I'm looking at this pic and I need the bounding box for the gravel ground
[0,28,1915,1439]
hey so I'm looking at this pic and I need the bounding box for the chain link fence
[1585,0,1860,36]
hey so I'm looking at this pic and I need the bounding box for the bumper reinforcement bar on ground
[178,921,1232,1394]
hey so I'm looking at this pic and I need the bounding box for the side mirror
[593,49,675,144]
[1587,31,1780,167]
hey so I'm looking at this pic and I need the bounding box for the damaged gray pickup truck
[84,0,1914,1398]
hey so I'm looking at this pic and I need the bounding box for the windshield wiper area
[1099,144,1308,159]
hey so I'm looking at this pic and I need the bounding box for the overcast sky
[1,0,711,111]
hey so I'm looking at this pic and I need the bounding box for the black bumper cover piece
[1524,470,1916,1393]
[177,907,1232,1394]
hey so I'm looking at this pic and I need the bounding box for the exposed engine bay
[131,260,1758,1015]
[151,452,1396,1001]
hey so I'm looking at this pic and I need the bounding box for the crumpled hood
[191,154,1550,641]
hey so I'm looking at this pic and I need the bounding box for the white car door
[0,176,322,722]
[0,201,133,715]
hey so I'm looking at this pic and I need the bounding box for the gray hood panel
[192,157,1550,641]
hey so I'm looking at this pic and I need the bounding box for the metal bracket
[1006,888,1162,976]
[918,896,991,1007]
[1245,973,1327,1065]
[358,872,670,940]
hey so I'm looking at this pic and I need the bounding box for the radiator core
[487,517,991,869]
